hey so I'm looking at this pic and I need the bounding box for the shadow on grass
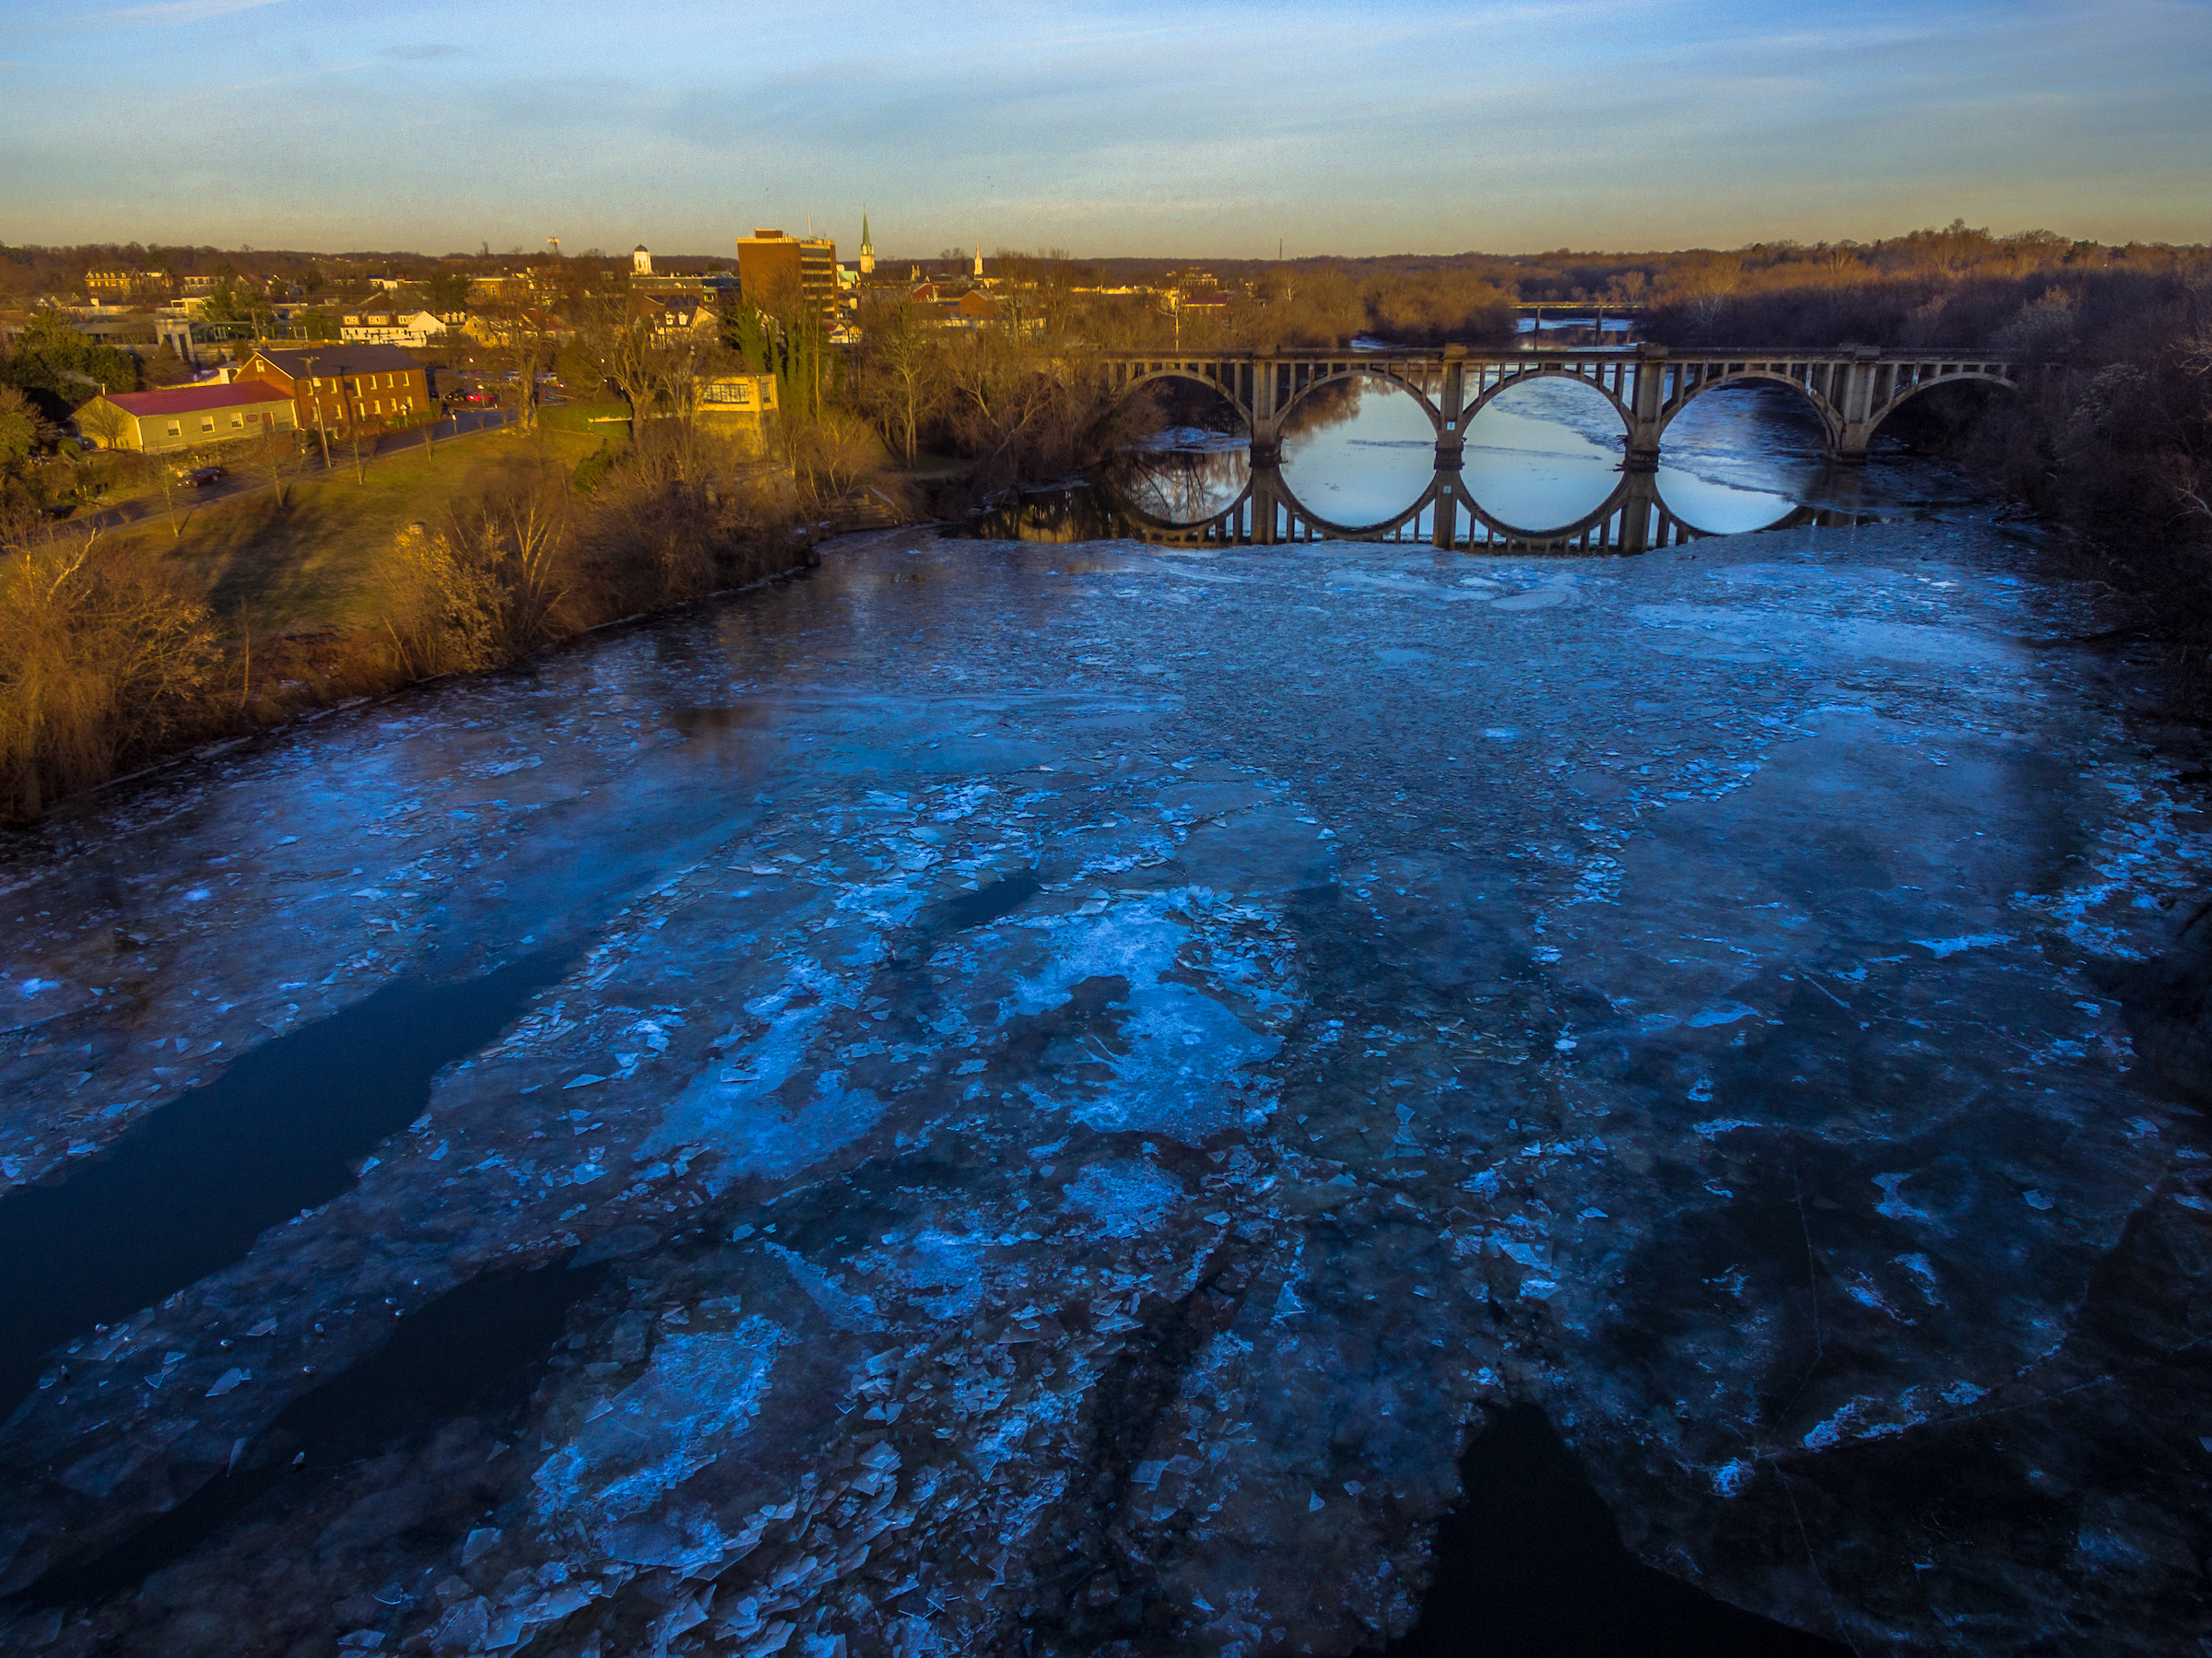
[128,436,599,631]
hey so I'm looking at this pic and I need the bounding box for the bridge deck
[1077,344,2030,466]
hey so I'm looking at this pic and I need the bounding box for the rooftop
[101,380,291,417]
[252,343,426,376]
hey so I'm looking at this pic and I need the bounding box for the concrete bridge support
[1828,347,1886,464]
[1433,346,1469,474]
[1248,463,1284,544]
[1430,346,1468,544]
[1626,346,1665,471]
[1249,367,1284,466]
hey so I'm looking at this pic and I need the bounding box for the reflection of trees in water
[1103,448,1250,525]
[959,486,1135,545]
[1139,377,1246,436]
[1278,373,1367,437]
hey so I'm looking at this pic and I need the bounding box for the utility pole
[300,351,332,471]
[344,372,366,483]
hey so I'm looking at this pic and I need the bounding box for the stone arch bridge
[1085,344,2030,468]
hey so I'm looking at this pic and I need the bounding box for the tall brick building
[735,229,838,329]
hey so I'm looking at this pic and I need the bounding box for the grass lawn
[101,427,605,635]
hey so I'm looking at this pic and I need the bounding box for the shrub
[571,440,622,495]
[0,529,221,821]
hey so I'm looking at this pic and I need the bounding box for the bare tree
[75,398,131,453]
[380,464,574,675]
[0,486,48,555]
[151,456,184,541]
[0,520,219,820]
[782,408,877,512]
[483,302,564,432]
[1661,254,1743,336]
[342,412,365,483]
[858,297,937,465]
[253,428,304,507]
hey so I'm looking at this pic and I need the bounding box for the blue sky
[4,0,2208,256]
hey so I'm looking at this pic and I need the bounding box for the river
[0,386,2207,1657]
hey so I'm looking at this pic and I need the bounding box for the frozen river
[2,460,2210,1652]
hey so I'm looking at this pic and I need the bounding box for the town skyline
[6,0,2208,254]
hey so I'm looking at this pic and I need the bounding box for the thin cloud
[383,43,465,61]
[75,0,287,26]
[210,56,375,92]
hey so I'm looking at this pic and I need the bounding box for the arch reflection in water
[955,375,1895,552]
[1014,461,1877,554]
[1278,374,1440,528]
[1107,436,1251,526]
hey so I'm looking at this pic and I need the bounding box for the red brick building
[241,344,429,432]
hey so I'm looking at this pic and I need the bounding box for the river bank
[0,432,838,825]
[0,518,2205,1655]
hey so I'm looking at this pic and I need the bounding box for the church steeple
[859,211,874,276]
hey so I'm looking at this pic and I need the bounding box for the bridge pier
[1248,463,1284,544]
[1247,355,1285,466]
[1431,473,1457,548]
[1616,468,1658,554]
[1824,347,1883,464]
[1434,345,1468,474]
[1624,344,1665,471]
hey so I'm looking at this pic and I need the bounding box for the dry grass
[1,423,816,823]
[92,428,603,635]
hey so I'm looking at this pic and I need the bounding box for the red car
[180,466,226,488]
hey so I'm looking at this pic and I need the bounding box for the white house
[339,309,463,348]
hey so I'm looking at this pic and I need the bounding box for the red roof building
[76,380,297,454]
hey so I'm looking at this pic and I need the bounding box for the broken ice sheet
[0,524,2206,1657]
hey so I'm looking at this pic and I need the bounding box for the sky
[3,0,2209,258]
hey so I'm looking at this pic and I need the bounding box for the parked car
[179,465,225,488]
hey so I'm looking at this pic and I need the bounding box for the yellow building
[75,379,296,454]
[694,374,780,455]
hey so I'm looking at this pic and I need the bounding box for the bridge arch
[1106,367,1254,434]
[1656,368,1843,451]
[1865,368,2019,441]
[1277,364,1447,437]
[1461,364,1637,443]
